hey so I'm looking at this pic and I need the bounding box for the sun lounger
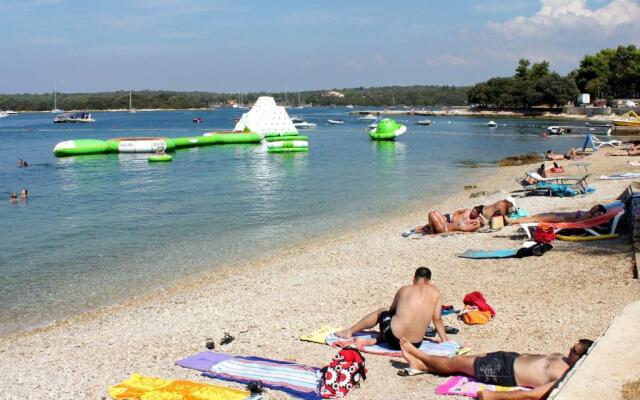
[582,134,623,152]
[519,206,625,239]
[516,173,593,197]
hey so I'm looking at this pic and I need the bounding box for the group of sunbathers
[404,197,610,236]
[335,267,593,400]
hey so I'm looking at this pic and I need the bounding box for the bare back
[390,284,441,344]
[514,353,569,388]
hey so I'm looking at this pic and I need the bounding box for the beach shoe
[401,229,416,237]
[220,332,235,345]
[205,337,215,350]
[425,325,459,338]
[397,367,428,377]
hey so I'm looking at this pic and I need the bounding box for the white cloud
[489,0,640,38]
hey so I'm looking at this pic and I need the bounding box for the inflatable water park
[52,97,307,157]
[369,118,407,141]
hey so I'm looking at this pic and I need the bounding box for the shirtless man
[334,267,448,349]
[505,204,606,225]
[546,148,581,161]
[399,338,593,400]
[473,199,516,220]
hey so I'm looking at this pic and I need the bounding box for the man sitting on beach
[505,204,606,225]
[399,337,593,400]
[334,267,448,349]
[545,148,581,161]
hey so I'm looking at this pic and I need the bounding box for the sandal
[220,332,235,345]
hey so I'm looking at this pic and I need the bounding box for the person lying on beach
[505,204,606,225]
[545,148,581,161]
[334,267,448,349]
[399,337,593,400]
[415,210,485,234]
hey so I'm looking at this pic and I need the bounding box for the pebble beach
[1,148,638,400]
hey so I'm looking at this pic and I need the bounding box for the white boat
[345,105,354,109]
[53,112,95,123]
[0,112,8,118]
[327,119,344,124]
[547,126,572,135]
[369,122,378,129]
[359,114,377,121]
[52,82,63,113]
[486,120,497,127]
[290,115,305,123]
[293,121,317,130]
[415,119,432,126]
[4,110,18,115]
[129,91,136,113]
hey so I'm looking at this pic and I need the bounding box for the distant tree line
[0,86,470,112]
[468,44,640,109]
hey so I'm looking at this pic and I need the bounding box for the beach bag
[533,223,556,244]
[320,347,367,399]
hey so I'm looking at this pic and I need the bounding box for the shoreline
[1,150,638,399]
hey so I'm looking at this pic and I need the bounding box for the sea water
[0,108,591,336]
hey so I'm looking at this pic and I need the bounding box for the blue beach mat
[458,249,519,259]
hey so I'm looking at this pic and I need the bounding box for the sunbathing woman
[505,204,606,225]
[545,148,581,161]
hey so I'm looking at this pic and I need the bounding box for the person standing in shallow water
[10,192,18,204]
[21,189,28,201]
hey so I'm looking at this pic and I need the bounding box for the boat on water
[486,120,497,128]
[415,119,432,126]
[193,117,204,123]
[53,112,94,123]
[129,91,136,113]
[547,126,572,135]
[0,112,8,118]
[293,121,317,130]
[290,115,305,123]
[345,105,354,109]
[359,113,377,121]
[327,119,344,124]
[585,121,613,128]
[612,111,640,127]
[4,110,18,115]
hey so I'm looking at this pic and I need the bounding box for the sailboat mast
[129,91,132,111]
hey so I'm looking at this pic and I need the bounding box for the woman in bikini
[414,209,486,234]
[546,148,581,161]
[505,204,606,225]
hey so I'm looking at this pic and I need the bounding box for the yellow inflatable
[108,373,249,400]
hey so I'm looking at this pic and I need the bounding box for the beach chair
[519,206,625,240]
[582,134,622,152]
[516,172,592,197]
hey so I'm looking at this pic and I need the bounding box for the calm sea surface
[0,108,593,336]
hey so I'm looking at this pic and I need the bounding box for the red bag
[320,347,367,399]
[533,223,556,244]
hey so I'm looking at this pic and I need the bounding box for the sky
[0,0,639,94]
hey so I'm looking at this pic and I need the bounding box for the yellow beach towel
[300,326,341,344]
[108,373,248,400]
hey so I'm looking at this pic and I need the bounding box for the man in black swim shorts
[398,338,593,400]
[335,267,449,349]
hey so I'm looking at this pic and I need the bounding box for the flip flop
[397,367,428,377]
[220,332,235,346]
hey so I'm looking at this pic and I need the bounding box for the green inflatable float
[369,118,407,140]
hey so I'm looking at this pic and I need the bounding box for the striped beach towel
[325,332,460,357]
[204,356,322,400]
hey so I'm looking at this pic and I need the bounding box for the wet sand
[0,149,638,399]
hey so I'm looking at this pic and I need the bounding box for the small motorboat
[547,126,572,135]
[290,115,305,123]
[327,119,344,125]
[293,121,317,130]
[345,105,354,109]
[193,117,204,123]
[415,119,432,126]
[53,112,94,123]
[585,121,613,128]
[359,114,378,121]
[486,120,497,128]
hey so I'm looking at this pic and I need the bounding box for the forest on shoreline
[1,45,637,111]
